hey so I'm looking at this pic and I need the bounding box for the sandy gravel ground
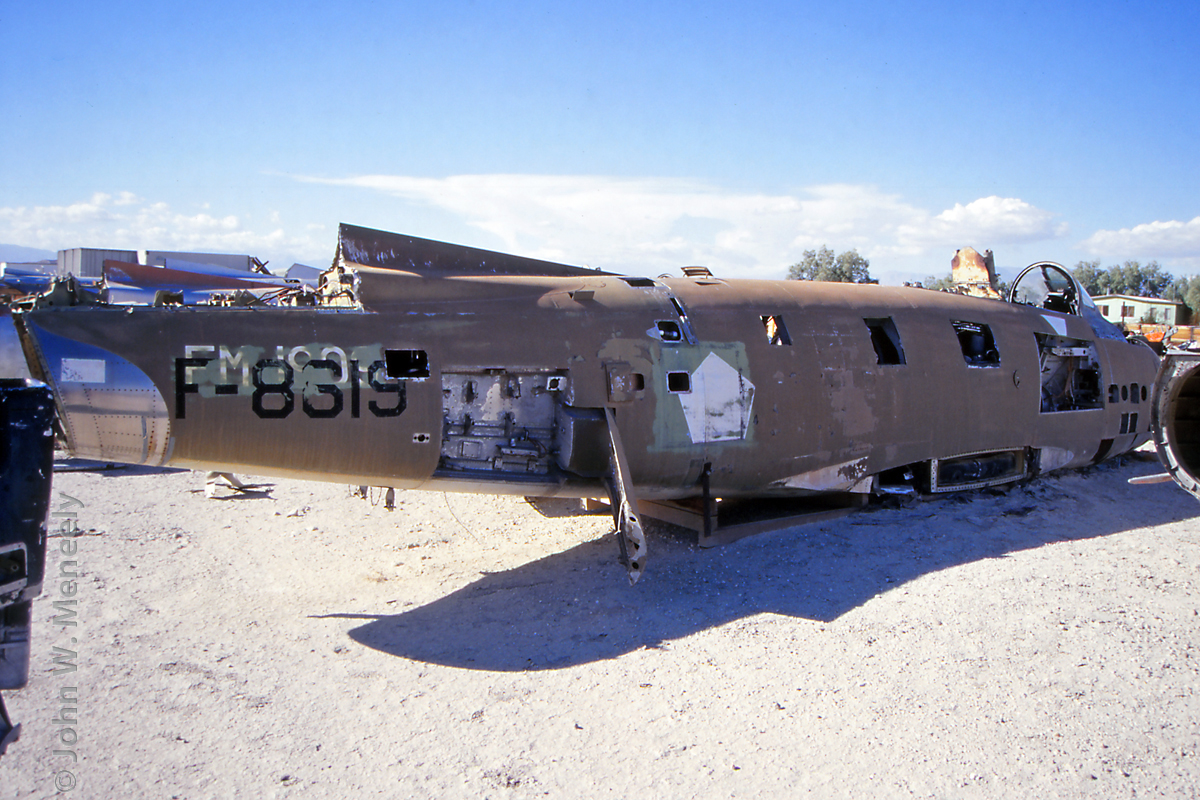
[2,451,1199,799]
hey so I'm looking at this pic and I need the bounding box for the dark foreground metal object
[1152,352,1200,501]
[0,379,55,755]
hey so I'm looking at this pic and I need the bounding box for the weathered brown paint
[19,254,1159,502]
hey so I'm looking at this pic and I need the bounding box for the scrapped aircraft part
[603,407,646,584]
[676,352,755,443]
[1128,472,1174,485]
[771,458,874,493]
[1035,333,1103,412]
[929,448,1029,492]
[1151,352,1200,501]
[1010,262,1080,316]
[0,315,33,381]
[22,323,170,465]
[10,226,1173,581]
[336,223,606,278]
[0,379,55,753]
[0,380,53,620]
[439,371,562,476]
[102,259,288,293]
[1011,261,1124,341]
[1038,446,1078,473]
[317,262,362,307]
[950,247,1001,299]
[554,404,608,478]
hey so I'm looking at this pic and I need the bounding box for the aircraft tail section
[16,317,171,466]
[336,223,613,278]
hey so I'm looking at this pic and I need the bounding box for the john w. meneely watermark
[48,492,84,793]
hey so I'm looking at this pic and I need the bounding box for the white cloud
[0,180,1072,282]
[0,194,324,265]
[1080,216,1200,268]
[297,173,1064,280]
[898,196,1066,250]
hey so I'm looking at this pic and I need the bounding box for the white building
[57,248,257,279]
[1092,294,1187,326]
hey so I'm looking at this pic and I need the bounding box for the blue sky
[2,0,1197,283]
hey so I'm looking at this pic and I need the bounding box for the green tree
[1071,259,1172,297]
[921,274,956,292]
[787,246,874,283]
[1164,275,1200,324]
[1071,259,1105,295]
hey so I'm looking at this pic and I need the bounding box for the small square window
[384,349,430,378]
[760,315,791,346]
[667,371,691,393]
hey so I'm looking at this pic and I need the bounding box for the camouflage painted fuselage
[17,265,1158,502]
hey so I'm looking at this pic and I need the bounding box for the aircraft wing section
[337,223,615,278]
[102,260,289,291]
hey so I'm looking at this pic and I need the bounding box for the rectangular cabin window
[760,315,791,346]
[864,317,906,365]
[667,371,691,393]
[384,349,430,379]
[951,321,1001,367]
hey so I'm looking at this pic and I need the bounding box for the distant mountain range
[0,244,56,263]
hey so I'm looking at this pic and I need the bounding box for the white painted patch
[60,358,106,384]
[1039,446,1077,472]
[1041,315,1069,336]
[677,352,754,443]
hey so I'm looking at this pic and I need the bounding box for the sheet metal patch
[677,352,755,443]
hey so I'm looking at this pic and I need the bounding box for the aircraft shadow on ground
[53,459,189,477]
[341,464,1200,671]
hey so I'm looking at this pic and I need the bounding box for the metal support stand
[0,694,18,756]
[603,408,646,585]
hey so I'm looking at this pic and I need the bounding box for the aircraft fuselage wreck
[12,226,1165,580]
